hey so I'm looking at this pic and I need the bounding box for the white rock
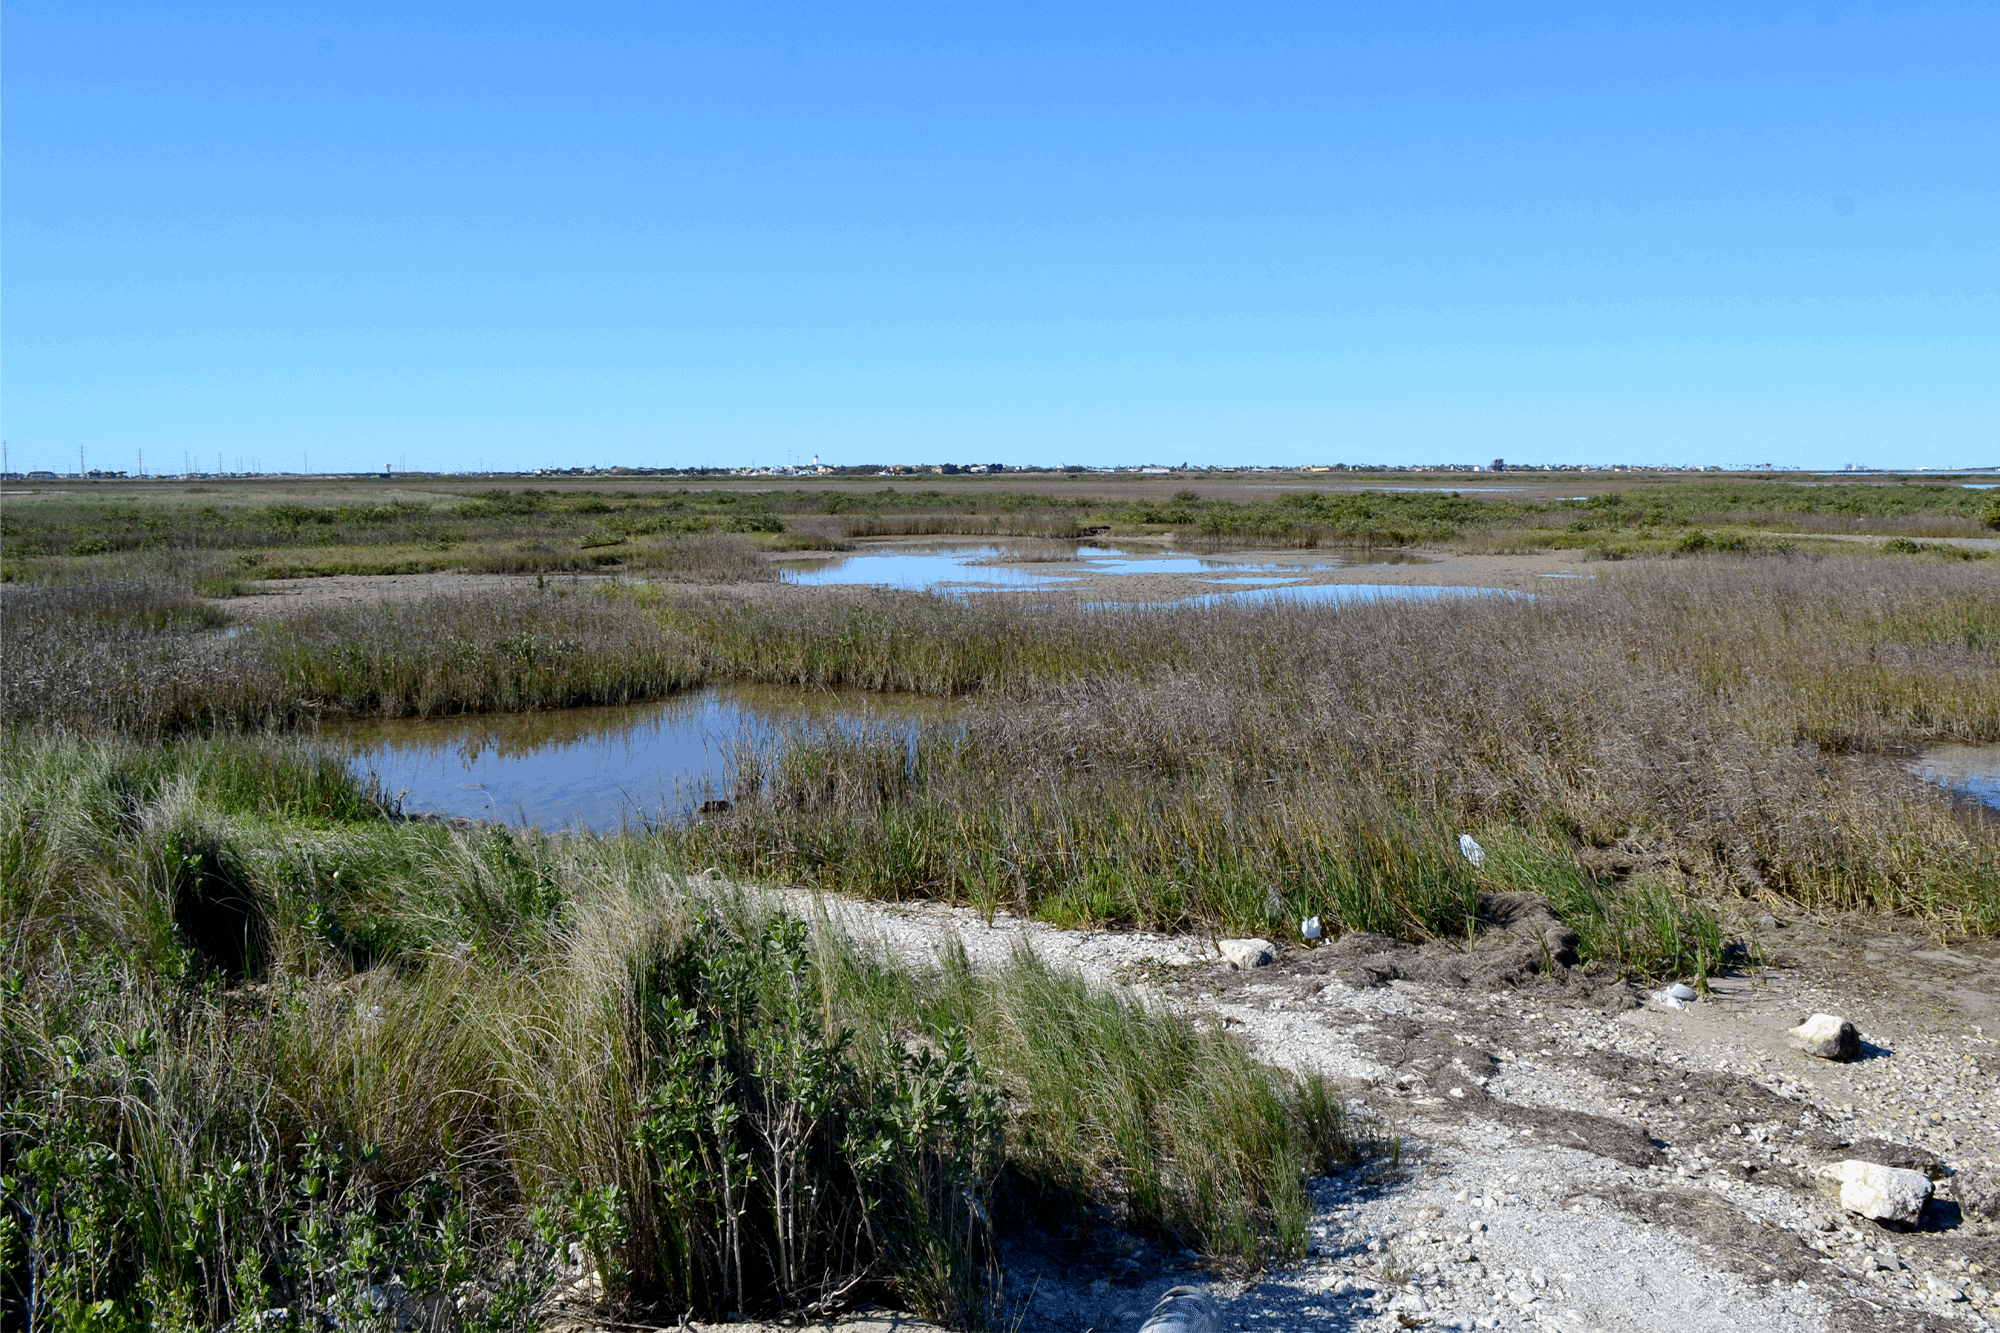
[1301,915,1323,940]
[1219,937,1276,969]
[1818,1160,1933,1225]
[1787,1013,1862,1061]
[1459,834,1485,868]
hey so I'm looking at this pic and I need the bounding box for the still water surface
[780,543,1374,593]
[1909,745,2000,812]
[329,686,940,833]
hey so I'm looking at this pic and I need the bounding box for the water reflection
[1908,745,2000,811]
[325,686,944,833]
[780,542,1392,595]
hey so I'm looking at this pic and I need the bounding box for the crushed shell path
[757,886,2000,1333]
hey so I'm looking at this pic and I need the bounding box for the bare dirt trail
[718,888,2000,1333]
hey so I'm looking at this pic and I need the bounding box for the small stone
[1787,1014,1862,1061]
[1090,1279,1111,1298]
[1817,1160,1933,1225]
[1219,938,1277,969]
[1928,1275,1968,1302]
[1531,1267,1547,1289]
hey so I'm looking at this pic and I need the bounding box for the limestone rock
[1817,1159,1932,1225]
[1788,1013,1862,1061]
[1219,938,1276,969]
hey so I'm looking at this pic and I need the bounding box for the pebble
[1928,1275,1968,1302]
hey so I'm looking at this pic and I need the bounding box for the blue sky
[6,2,1996,474]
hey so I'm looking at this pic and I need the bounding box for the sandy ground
[587,885,2000,1333]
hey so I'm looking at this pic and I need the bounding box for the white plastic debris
[1458,834,1485,868]
[1301,915,1323,941]
[1665,982,1696,1001]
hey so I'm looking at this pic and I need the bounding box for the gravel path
[752,889,2000,1333]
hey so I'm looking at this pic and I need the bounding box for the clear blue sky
[6,2,1996,475]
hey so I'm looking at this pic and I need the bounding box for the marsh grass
[657,555,2000,937]
[647,533,777,582]
[2,735,1351,1330]
[7,554,1998,936]
[6,479,1988,591]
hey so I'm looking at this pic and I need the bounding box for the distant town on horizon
[9,459,1996,484]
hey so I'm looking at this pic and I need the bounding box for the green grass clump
[2,734,1348,1331]
[919,943,1355,1258]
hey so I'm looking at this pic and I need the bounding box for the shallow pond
[327,686,942,834]
[781,541,1422,597]
[1909,744,2000,811]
